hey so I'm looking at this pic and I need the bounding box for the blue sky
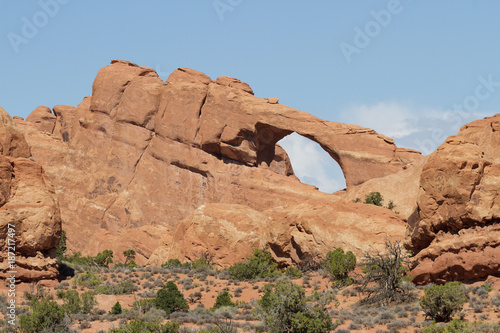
[2,1,500,192]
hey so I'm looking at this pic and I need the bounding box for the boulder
[406,114,500,283]
[25,106,56,134]
[0,107,61,281]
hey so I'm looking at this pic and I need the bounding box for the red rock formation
[406,114,500,284]
[15,60,420,265]
[148,201,406,268]
[0,107,61,281]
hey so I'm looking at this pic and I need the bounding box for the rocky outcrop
[0,107,61,281]
[266,201,407,267]
[25,106,56,134]
[344,158,427,219]
[148,204,270,267]
[14,60,420,265]
[406,114,500,284]
[149,201,407,268]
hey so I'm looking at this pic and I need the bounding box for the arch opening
[278,132,346,193]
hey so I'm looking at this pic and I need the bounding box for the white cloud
[340,102,419,139]
[278,133,345,193]
[339,102,497,155]
[278,105,497,191]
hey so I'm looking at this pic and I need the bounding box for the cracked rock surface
[14,60,417,266]
[406,114,500,284]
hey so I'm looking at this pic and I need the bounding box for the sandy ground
[5,270,500,332]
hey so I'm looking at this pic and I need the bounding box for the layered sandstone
[15,60,420,266]
[149,201,407,268]
[0,107,61,281]
[406,114,500,283]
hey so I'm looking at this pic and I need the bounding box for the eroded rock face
[148,201,407,268]
[406,114,500,284]
[15,60,420,265]
[148,204,270,268]
[344,158,427,219]
[0,107,61,281]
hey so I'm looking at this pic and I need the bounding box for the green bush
[154,281,189,315]
[19,297,67,333]
[422,318,500,333]
[80,290,97,314]
[364,192,383,206]
[108,319,179,333]
[123,249,136,264]
[162,259,184,268]
[64,251,94,266]
[110,301,122,315]
[56,289,97,314]
[161,256,213,272]
[60,289,80,314]
[191,257,213,271]
[94,249,113,267]
[256,279,335,333]
[285,266,303,279]
[95,281,136,295]
[420,281,468,322]
[212,290,235,310]
[132,298,156,314]
[324,248,356,287]
[55,230,67,261]
[228,249,280,281]
[73,270,102,288]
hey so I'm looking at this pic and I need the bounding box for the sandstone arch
[15,60,421,264]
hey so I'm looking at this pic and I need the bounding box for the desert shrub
[56,230,67,261]
[228,249,280,281]
[80,291,97,314]
[421,318,470,333]
[212,291,235,310]
[94,249,114,267]
[364,192,383,206]
[420,281,467,322]
[285,266,303,279]
[109,319,179,333]
[162,259,185,269]
[73,270,102,288]
[110,301,123,315]
[482,282,493,292]
[324,248,356,287]
[386,319,408,330]
[491,293,500,307]
[56,289,96,314]
[95,281,136,295]
[19,297,68,333]
[141,307,167,324]
[123,249,136,265]
[360,239,414,305]
[59,289,80,314]
[473,286,490,299]
[64,251,94,266]
[132,298,156,314]
[80,321,91,329]
[191,257,213,272]
[256,278,335,333]
[155,281,189,315]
